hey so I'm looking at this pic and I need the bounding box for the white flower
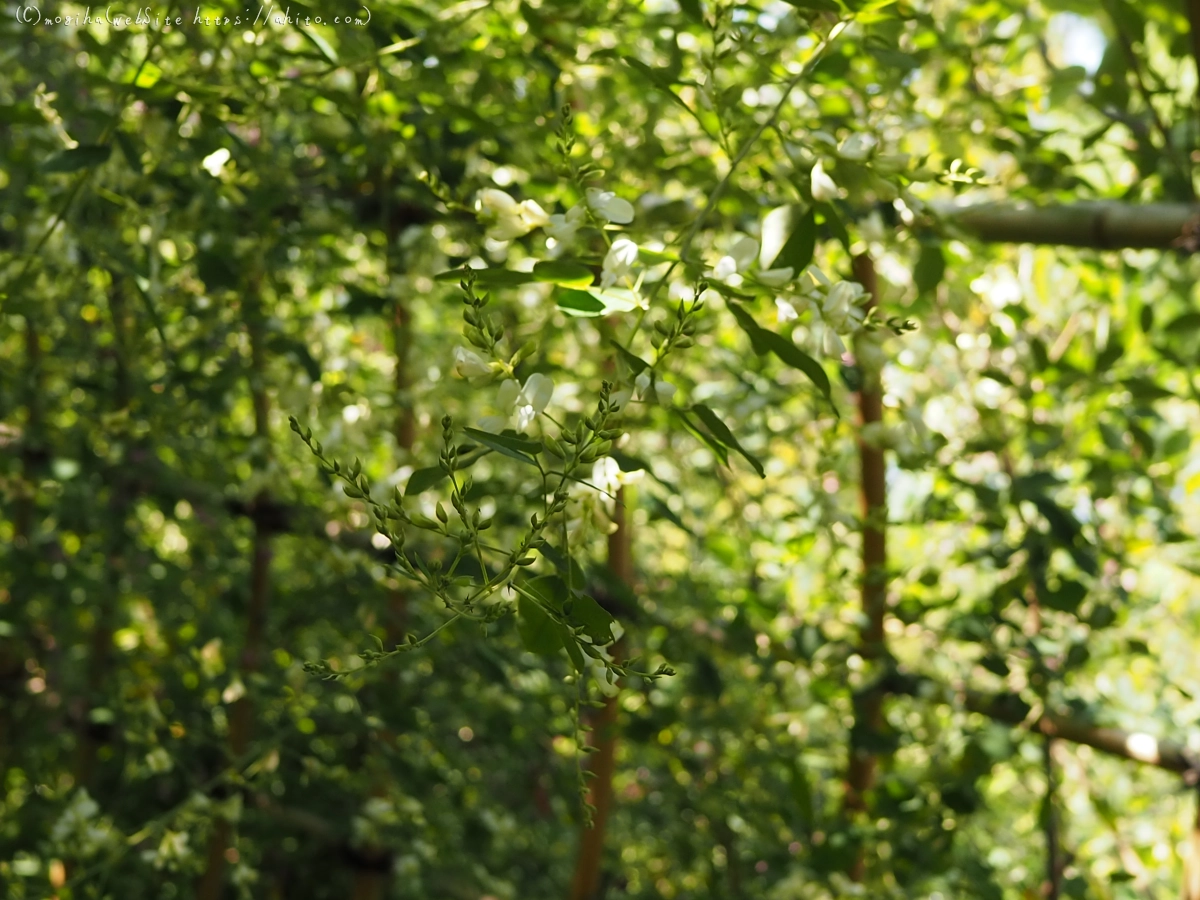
[668,282,695,303]
[706,235,759,287]
[775,297,799,323]
[546,204,587,245]
[756,267,794,287]
[859,210,886,243]
[601,238,640,287]
[593,456,622,496]
[634,371,652,397]
[611,388,633,410]
[654,380,677,405]
[481,375,554,432]
[821,281,869,332]
[838,133,876,161]
[810,160,839,203]
[514,373,554,431]
[476,189,549,241]
[586,188,635,224]
[453,346,492,378]
[202,148,231,177]
[823,326,847,357]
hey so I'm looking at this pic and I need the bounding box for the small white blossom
[586,188,635,224]
[634,371,652,397]
[453,346,492,378]
[476,188,548,241]
[821,281,869,332]
[601,238,640,287]
[838,133,876,161]
[756,267,794,287]
[546,204,587,246]
[202,148,231,177]
[481,375,554,432]
[668,282,695,303]
[706,235,759,287]
[514,373,554,431]
[810,160,839,203]
[775,297,799,323]
[654,380,677,405]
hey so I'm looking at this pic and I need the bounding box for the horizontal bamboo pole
[888,674,1199,776]
[938,201,1200,250]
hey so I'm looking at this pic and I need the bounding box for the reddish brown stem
[844,255,888,882]
[569,487,632,900]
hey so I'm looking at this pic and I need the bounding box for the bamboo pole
[885,674,1199,776]
[844,254,889,882]
[568,487,632,900]
[939,201,1200,249]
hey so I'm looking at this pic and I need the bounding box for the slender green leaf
[463,427,542,466]
[689,404,765,477]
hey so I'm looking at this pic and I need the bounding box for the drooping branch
[939,201,1200,249]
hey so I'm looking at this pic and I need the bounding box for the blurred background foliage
[3,0,1200,898]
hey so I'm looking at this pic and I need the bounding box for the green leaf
[673,409,730,466]
[756,329,833,404]
[638,247,680,265]
[463,427,542,466]
[1045,579,1087,614]
[268,335,321,382]
[300,25,338,64]
[1165,311,1200,332]
[913,243,945,295]
[771,207,817,272]
[342,286,389,318]
[0,103,43,124]
[434,267,533,286]
[623,57,694,117]
[1094,338,1123,374]
[533,260,594,288]
[518,588,564,657]
[689,404,765,477]
[726,303,772,356]
[557,288,606,317]
[568,594,615,645]
[44,144,112,173]
[610,340,650,374]
[813,203,850,253]
[405,466,447,496]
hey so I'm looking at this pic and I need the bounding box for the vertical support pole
[198,277,274,900]
[569,487,632,900]
[1183,787,1200,900]
[844,254,889,882]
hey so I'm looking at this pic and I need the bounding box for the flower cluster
[705,234,793,288]
[474,185,635,250]
[775,267,872,357]
[478,373,555,434]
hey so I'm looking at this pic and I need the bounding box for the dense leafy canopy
[3,0,1200,899]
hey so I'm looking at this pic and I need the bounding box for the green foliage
[3,0,1200,898]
